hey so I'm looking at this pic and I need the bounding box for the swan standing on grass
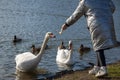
[56,40,73,65]
[15,32,55,72]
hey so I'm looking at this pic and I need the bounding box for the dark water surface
[0,0,120,80]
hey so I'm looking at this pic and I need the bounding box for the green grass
[55,61,120,80]
[107,63,120,77]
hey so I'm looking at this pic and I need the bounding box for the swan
[15,32,55,72]
[56,40,73,65]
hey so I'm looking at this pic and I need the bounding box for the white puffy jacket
[65,0,119,51]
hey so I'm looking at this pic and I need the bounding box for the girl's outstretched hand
[59,23,68,34]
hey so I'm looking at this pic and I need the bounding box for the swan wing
[56,49,66,62]
[15,52,35,63]
[15,52,38,72]
[56,49,71,64]
[63,50,73,64]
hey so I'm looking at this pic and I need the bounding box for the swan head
[45,32,56,39]
[69,40,72,45]
[68,40,72,50]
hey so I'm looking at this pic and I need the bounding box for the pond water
[0,0,120,80]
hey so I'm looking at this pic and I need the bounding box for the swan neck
[37,36,49,58]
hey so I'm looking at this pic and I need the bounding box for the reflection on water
[0,0,120,80]
[15,68,49,80]
[56,62,73,71]
[15,71,37,80]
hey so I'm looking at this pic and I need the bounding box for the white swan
[15,32,55,72]
[56,40,73,65]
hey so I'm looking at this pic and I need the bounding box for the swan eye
[50,33,53,35]
[49,33,55,38]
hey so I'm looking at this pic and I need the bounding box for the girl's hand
[59,23,68,34]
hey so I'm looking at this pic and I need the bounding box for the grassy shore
[54,61,120,80]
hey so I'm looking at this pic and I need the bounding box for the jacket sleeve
[109,0,115,13]
[65,0,85,26]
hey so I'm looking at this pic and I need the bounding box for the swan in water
[56,40,73,65]
[15,32,55,72]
